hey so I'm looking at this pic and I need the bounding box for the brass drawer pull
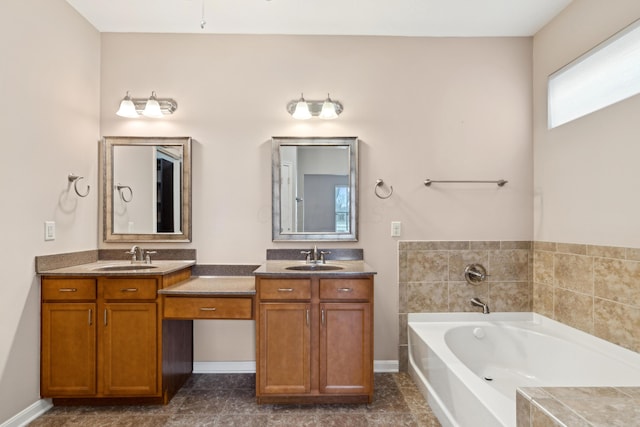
[337,287,353,292]
[200,307,217,311]
[278,288,294,292]
[120,288,138,292]
[58,288,78,292]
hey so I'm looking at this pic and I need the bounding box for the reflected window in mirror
[272,137,358,241]
[102,136,192,242]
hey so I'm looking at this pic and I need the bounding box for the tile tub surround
[398,240,533,371]
[533,242,640,354]
[516,386,640,427]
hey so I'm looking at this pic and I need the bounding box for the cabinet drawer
[258,279,311,300]
[42,278,96,301]
[101,278,157,300]
[164,297,253,319]
[320,279,372,301]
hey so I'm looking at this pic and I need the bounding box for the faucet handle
[319,250,331,264]
[144,250,157,264]
[300,250,312,262]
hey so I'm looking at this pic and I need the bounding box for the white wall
[533,0,640,247]
[100,34,533,363]
[0,0,100,423]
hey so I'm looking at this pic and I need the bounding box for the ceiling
[66,0,573,37]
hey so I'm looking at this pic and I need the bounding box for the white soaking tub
[407,312,640,427]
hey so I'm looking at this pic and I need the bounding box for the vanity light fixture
[116,91,178,118]
[286,93,343,120]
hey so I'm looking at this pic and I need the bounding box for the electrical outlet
[45,221,56,241]
[391,221,401,237]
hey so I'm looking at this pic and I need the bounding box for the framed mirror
[101,136,192,242]
[272,137,358,241]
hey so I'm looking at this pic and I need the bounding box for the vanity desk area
[38,259,258,406]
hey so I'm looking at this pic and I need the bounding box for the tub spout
[470,298,490,314]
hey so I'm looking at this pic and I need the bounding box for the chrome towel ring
[116,184,133,203]
[68,174,90,197]
[374,179,393,199]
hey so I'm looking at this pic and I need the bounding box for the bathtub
[407,312,640,427]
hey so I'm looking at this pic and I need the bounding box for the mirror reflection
[272,137,358,241]
[102,136,192,242]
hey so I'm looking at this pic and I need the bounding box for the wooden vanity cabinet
[255,275,373,404]
[99,278,159,397]
[41,278,97,397]
[41,268,192,404]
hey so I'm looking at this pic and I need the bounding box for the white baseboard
[193,360,399,374]
[193,360,256,373]
[0,399,52,427]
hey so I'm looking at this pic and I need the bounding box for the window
[548,19,640,128]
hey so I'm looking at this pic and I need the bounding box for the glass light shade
[292,98,312,120]
[142,92,163,118]
[116,94,139,118]
[319,99,338,119]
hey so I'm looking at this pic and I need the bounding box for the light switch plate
[391,221,401,237]
[45,221,55,241]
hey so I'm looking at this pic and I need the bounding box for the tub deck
[408,312,640,427]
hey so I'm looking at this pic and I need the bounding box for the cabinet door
[258,303,310,395]
[100,302,158,396]
[41,303,96,397]
[319,303,372,395]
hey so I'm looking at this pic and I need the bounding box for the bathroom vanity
[253,260,376,404]
[39,261,195,405]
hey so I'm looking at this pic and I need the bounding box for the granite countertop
[159,276,256,295]
[253,260,376,276]
[38,260,196,276]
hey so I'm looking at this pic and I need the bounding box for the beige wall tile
[534,250,554,285]
[516,392,531,427]
[557,242,587,255]
[398,314,407,346]
[449,281,488,312]
[448,250,488,282]
[490,282,532,312]
[554,253,593,294]
[594,298,640,353]
[406,282,448,312]
[489,249,529,281]
[588,245,626,259]
[405,251,448,282]
[627,248,640,261]
[534,241,557,251]
[501,241,532,250]
[398,282,408,313]
[469,241,500,250]
[530,401,565,427]
[533,282,554,318]
[594,258,640,306]
[400,241,469,251]
[554,288,593,334]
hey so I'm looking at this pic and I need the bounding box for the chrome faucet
[127,245,144,263]
[301,245,331,264]
[126,245,156,264]
[470,297,490,314]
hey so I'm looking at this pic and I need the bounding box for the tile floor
[29,373,441,426]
